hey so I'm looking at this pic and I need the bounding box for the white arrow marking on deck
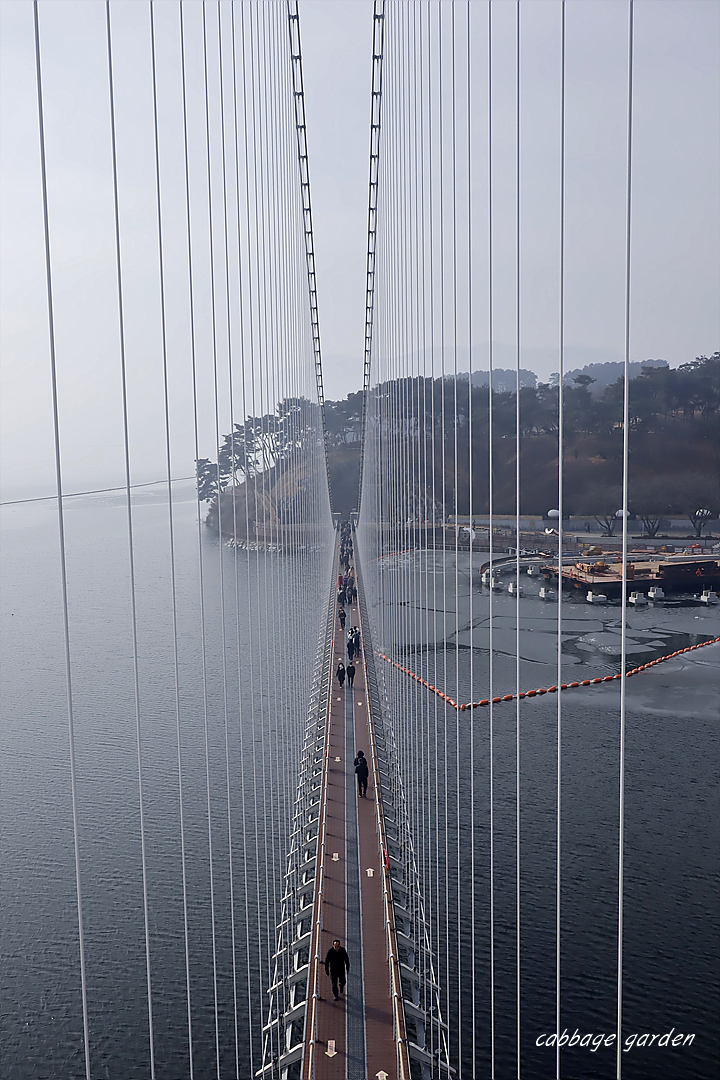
[335,756,341,762]
[326,1039,337,1057]
[332,852,339,861]
[366,867,374,877]
[376,1072,389,1080]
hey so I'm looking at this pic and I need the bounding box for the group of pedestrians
[335,658,355,687]
[324,518,364,1006]
[340,522,353,571]
[347,626,361,662]
[337,571,356,608]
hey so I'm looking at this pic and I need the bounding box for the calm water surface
[1,486,329,1079]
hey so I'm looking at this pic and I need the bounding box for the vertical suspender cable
[418,2,432,1044]
[238,1,266,1050]
[486,2,496,1073]
[556,5,566,1078]
[163,4,197,1064]
[437,4,451,1041]
[450,4,463,1065]
[196,4,222,1070]
[514,3,522,1072]
[255,8,279,986]
[179,2,222,1068]
[617,4,634,1077]
[228,4,256,1054]
[466,2,476,1069]
[32,6,91,1077]
[112,4,169,1074]
[214,7,241,1071]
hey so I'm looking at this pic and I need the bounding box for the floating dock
[542,555,720,599]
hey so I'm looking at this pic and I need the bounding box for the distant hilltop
[462,357,669,394]
[561,358,668,393]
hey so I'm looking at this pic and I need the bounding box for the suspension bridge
[1,2,718,1080]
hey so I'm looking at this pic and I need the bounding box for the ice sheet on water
[575,640,654,656]
[480,615,605,632]
[453,626,582,664]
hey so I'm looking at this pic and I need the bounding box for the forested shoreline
[197,353,719,525]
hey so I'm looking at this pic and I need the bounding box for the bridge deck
[305,550,408,1080]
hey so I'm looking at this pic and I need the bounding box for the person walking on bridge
[325,939,350,1000]
[346,661,355,687]
[354,750,369,798]
[336,660,345,687]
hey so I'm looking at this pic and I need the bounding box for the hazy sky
[1,1,718,500]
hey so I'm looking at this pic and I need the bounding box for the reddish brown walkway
[304,556,409,1080]
[313,673,348,1078]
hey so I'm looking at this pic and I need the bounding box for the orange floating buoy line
[375,636,720,712]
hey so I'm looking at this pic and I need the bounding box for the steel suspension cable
[449,6,463,1064]
[214,5,242,1069]
[226,1,257,1064]
[515,3,522,1071]
[32,5,91,1075]
[199,3,223,1068]
[487,1,496,1071]
[556,5,566,1078]
[466,3,477,1068]
[617,5,635,1077]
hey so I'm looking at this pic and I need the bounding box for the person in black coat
[336,661,345,687]
[347,636,354,663]
[346,661,355,687]
[325,939,350,1000]
[338,607,346,630]
[354,751,369,798]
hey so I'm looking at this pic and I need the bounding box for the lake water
[363,549,720,1079]
[1,502,718,1079]
[1,485,332,1079]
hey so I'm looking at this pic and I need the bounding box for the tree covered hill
[330,352,719,520]
[197,353,718,526]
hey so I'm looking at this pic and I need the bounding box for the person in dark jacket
[354,752,369,798]
[338,607,346,630]
[347,635,354,663]
[325,939,350,1000]
[336,661,345,687]
[346,661,355,687]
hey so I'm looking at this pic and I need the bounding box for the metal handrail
[302,552,338,1080]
